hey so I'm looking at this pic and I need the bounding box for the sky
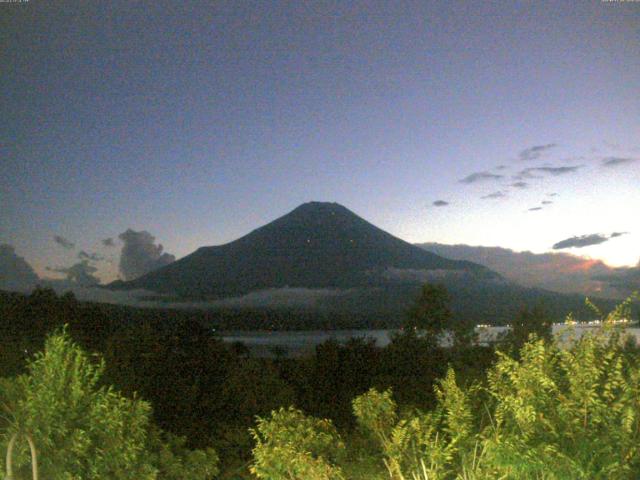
[1,0,639,285]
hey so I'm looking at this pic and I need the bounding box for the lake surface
[220,325,640,357]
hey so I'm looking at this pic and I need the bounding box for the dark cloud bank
[552,232,628,250]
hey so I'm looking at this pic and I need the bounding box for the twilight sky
[1,0,639,284]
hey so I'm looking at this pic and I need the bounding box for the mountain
[111,202,496,297]
[0,244,40,292]
[109,203,625,326]
[416,243,624,298]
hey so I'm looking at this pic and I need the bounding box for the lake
[220,325,640,357]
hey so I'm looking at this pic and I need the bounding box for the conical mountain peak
[114,202,495,296]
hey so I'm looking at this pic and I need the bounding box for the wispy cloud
[528,207,543,211]
[53,235,75,249]
[481,191,507,199]
[541,200,553,205]
[432,200,449,207]
[602,157,638,167]
[547,193,559,197]
[512,170,542,180]
[552,232,628,250]
[518,144,557,161]
[46,260,101,286]
[78,250,104,262]
[510,181,528,189]
[459,171,504,184]
[521,165,583,176]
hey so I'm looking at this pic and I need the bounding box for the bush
[0,329,157,479]
[0,328,220,480]
[250,406,346,480]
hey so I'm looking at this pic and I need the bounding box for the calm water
[221,325,640,357]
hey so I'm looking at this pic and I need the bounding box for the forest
[0,287,639,479]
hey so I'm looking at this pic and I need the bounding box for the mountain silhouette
[111,202,496,297]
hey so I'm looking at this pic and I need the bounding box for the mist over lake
[221,324,640,357]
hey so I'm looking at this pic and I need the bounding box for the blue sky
[1,0,638,283]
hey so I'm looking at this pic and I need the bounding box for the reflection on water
[221,325,640,358]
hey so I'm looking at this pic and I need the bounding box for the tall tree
[405,283,453,346]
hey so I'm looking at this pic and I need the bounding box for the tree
[0,329,157,479]
[502,303,552,355]
[404,283,454,346]
[0,328,220,479]
[250,406,346,480]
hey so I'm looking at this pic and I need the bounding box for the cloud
[528,207,543,211]
[379,267,468,284]
[494,165,508,171]
[200,287,349,309]
[102,238,116,247]
[518,144,557,161]
[78,250,104,262]
[459,171,504,184]
[547,193,559,197]
[520,166,582,177]
[417,243,627,298]
[432,200,449,207]
[0,244,40,292]
[481,191,506,199]
[53,235,75,249]
[602,157,638,167]
[552,231,627,250]
[510,181,528,189]
[512,170,542,180]
[46,260,101,286]
[118,229,176,281]
[541,200,553,205]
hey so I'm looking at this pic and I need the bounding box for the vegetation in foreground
[0,287,638,478]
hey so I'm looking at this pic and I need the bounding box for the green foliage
[250,406,346,480]
[352,371,476,480]
[0,328,220,480]
[147,427,219,480]
[485,308,640,478]
[0,328,157,479]
[348,295,640,479]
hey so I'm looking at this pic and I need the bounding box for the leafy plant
[250,406,346,480]
[0,328,157,479]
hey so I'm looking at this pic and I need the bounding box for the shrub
[250,406,345,480]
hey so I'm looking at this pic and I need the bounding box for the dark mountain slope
[112,202,495,297]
